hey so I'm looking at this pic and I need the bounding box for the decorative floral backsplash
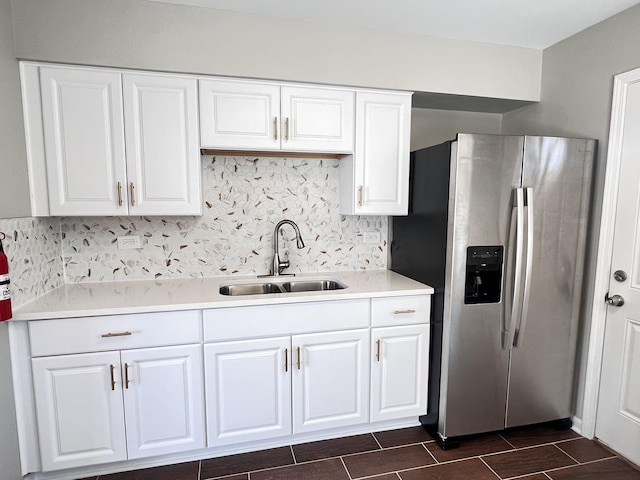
[60,156,389,283]
[0,217,63,308]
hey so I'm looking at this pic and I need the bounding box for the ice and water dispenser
[464,246,504,304]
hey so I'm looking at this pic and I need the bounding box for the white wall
[0,0,30,218]
[503,3,640,421]
[411,108,503,151]
[10,0,541,102]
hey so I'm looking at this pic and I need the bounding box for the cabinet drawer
[371,295,431,327]
[204,299,370,342]
[29,310,202,357]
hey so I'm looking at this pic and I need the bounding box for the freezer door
[506,136,595,428]
[439,134,524,438]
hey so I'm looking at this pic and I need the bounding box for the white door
[31,352,127,471]
[40,66,128,216]
[122,344,205,459]
[281,86,354,153]
[199,78,281,150]
[596,69,640,466]
[123,73,202,216]
[371,325,429,422]
[204,337,291,446]
[292,329,369,433]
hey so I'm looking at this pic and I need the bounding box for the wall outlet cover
[117,235,141,249]
[364,230,381,244]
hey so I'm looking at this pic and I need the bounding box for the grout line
[551,443,580,465]
[290,444,297,464]
[499,433,517,449]
[340,456,353,480]
[197,460,202,480]
[543,473,553,479]
[420,442,439,464]
[478,457,502,479]
[371,432,383,450]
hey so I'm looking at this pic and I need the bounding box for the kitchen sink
[281,280,346,292]
[219,279,347,296]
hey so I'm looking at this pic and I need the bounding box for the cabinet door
[121,344,205,459]
[199,79,280,150]
[31,352,126,471]
[345,91,411,215]
[123,74,202,215]
[292,329,369,433]
[40,66,128,216]
[281,86,354,153]
[371,325,429,422]
[204,337,291,446]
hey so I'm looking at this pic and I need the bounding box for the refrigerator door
[439,134,524,438]
[506,136,595,427]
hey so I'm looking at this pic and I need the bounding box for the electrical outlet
[364,230,381,244]
[117,235,141,249]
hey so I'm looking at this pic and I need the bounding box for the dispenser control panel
[464,246,503,304]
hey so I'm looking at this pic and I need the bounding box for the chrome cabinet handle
[297,346,301,370]
[376,339,381,362]
[124,363,131,389]
[109,364,116,391]
[274,117,279,140]
[101,331,132,338]
[285,118,290,141]
[358,186,363,207]
[284,348,288,372]
[394,309,416,315]
[130,182,136,206]
[117,182,123,206]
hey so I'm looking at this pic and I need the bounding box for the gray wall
[10,0,541,102]
[0,0,31,218]
[503,3,640,420]
[411,108,502,151]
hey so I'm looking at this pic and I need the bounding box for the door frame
[582,66,640,438]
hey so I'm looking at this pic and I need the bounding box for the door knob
[605,293,625,307]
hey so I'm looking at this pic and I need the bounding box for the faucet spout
[271,219,305,276]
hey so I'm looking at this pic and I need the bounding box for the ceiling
[149,0,640,49]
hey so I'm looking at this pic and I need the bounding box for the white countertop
[13,270,433,321]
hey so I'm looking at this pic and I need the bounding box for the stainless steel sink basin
[281,280,346,292]
[219,282,285,296]
[219,279,347,296]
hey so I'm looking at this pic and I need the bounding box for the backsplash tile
[61,156,388,283]
[0,217,63,308]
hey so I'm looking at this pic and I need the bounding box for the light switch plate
[117,235,141,249]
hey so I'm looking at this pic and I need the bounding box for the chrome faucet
[270,219,305,276]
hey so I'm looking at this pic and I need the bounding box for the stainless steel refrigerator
[391,134,595,446]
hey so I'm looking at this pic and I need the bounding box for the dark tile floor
[83,424,640,480]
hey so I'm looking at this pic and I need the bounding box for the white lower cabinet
[205,329,370,446]
[32,344,205,471]
[204,337,292,447]
[292,330,370,433]
[371,324,429,422]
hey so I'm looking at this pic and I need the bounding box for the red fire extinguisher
[0,235,12,321]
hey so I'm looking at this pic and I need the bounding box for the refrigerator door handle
[504,187,525,349]
[514,187,534,347]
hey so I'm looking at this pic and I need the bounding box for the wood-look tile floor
[84,424,640,480]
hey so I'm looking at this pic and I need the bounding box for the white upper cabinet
[39,67,128,216]
[280,86,354,153]
[199,79,355,154]
[123,73,201,215]
[199,79,281,150]
[28,64,202,216]
[340,91,412,216]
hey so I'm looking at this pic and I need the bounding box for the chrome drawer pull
[394,309,416,315]
[101,331,133,338]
